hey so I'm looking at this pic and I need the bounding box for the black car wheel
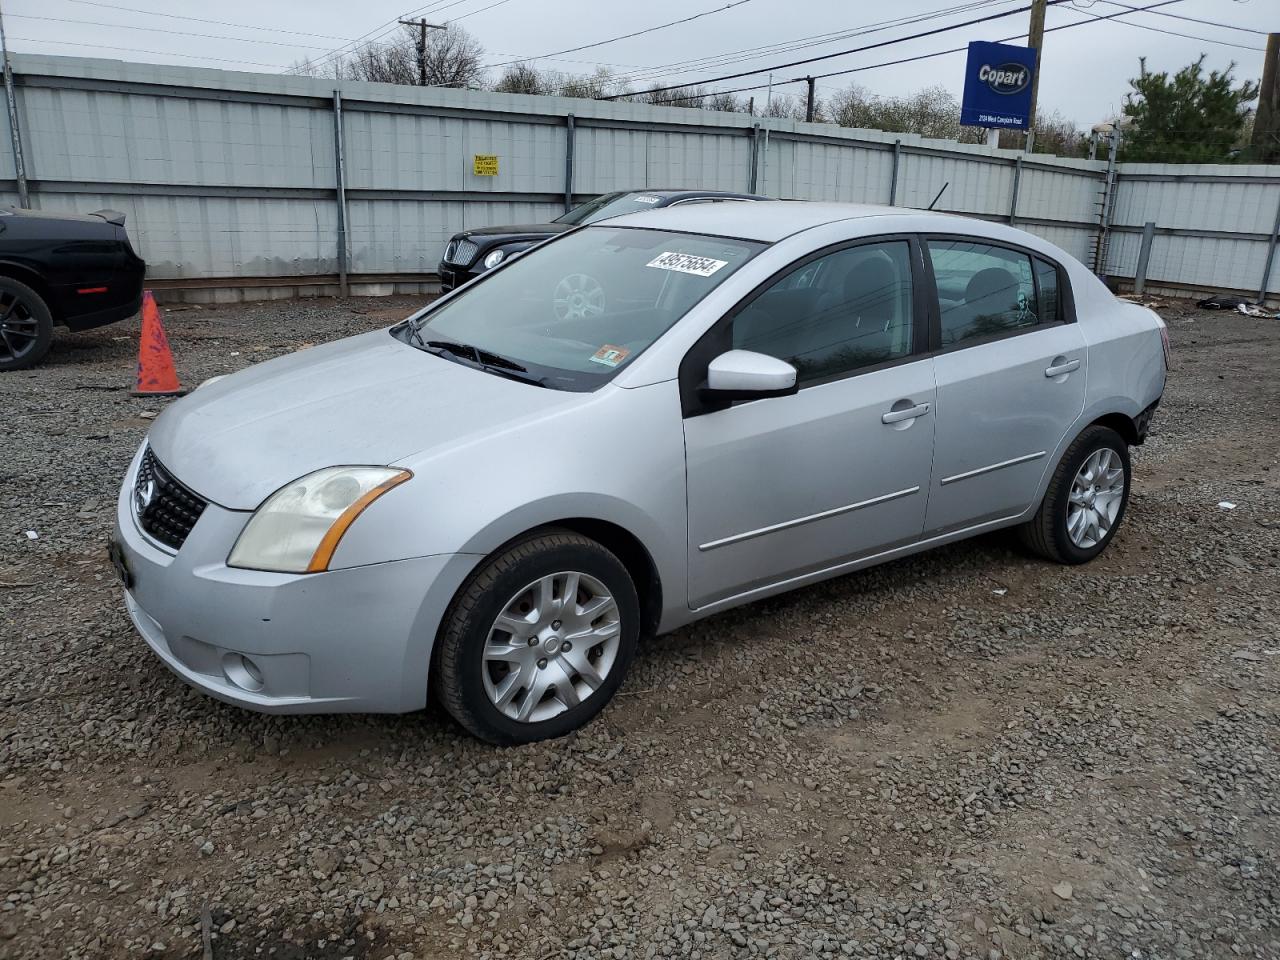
[0,277,53,372]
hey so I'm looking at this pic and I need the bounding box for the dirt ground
[0,294,1277,960]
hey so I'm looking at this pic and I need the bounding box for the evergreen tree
[1121,56,1259,163]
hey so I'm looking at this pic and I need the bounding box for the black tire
[434,529,640,745]
[0,277,53,372]
[1018,425,1131,564]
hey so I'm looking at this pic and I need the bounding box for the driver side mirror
[700,349,799,402]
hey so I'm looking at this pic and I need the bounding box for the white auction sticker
[646,251,729,277]
[633,195,661,204]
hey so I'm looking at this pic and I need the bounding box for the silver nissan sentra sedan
[111,202,1167,744]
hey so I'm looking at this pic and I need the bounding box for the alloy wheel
[1066,447,1125,549]
[0,289,41,364]
[482,571,622,723]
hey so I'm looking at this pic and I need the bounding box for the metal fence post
[1008,155,1023,226]
[332,89,349,298]
[1093,129,1120,276]
[563,113,575,214]
[748,123,760,194]
[889,139,901,206]
[1258,192,1280,304]
[1134,221,1156,296]
[0,7,29,208]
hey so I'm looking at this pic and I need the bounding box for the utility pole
[805,76,815,122]
[1253,33,1280,163]
[0,0,28,207]
[1025,0,1047,154]
[398,18,445,86]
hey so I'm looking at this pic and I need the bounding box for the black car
[0,207,146,371]
[437,189,768,293]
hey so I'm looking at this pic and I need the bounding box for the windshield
[403,227,764,390]
[554,192,672,226]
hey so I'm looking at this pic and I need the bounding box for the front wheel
[1018,425,1131,564]
[434,530,639,745]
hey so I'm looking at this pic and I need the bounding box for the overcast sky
[1,0,1272,127]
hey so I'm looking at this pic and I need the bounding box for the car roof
[602,200,946,243]
[618,189,768,202]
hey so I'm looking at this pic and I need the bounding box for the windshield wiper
[402,321,427,349]
[421,339,547,387]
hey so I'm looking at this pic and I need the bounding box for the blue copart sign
[960,40,1036,130]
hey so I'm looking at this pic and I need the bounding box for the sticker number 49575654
[645,251,729,277]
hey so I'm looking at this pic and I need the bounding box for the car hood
[458,223,571,244]
[146,329,580,510]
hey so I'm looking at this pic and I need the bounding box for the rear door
[682,237,937,608]
[923,236,1086,533]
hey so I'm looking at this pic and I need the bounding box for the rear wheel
[1018,425,1131,564]
[0,277,53,372]
[434,529,639,745]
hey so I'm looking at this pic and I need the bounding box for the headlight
[483,248,506,269]
[228,466,411,573]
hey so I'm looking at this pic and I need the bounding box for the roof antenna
[927,182,949,211]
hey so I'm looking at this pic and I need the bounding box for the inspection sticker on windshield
[646,251,729,277]
[590,344,630,368]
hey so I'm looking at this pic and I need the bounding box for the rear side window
[927,239,1038,346]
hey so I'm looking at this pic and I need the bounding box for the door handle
[882,402,931,424]
[1045,358,1080,378]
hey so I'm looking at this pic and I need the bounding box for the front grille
[133,447,208,551]
[443,238,478,266]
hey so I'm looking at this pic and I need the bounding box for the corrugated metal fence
[3,54,1278,302]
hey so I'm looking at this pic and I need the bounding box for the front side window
[732,240,916,385]
[927,239,1039,346]
[403,227,763,390]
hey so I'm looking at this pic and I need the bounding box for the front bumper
[113,448,476,714]
[437,261,482,294]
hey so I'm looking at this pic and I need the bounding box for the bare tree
[705,91,746,113]
[761,93,804,120]
[290,23,485,89]
[826,84,981,143]
[557,67,621,100]
[493,62,551,95]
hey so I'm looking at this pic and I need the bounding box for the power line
[62,0,357,43]
[642,0,1187,103]
[602,0,1014,86]
[1094,0,1269,36]
[5,13,341,51]
[481,1,1011,83]
[304,2,465,72]
[1069,2,1265,51]
[599,0,1072,100]
[487,0,759,70]
[4,35,282,69]
[451,0,518,21]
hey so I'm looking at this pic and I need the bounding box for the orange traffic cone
[130,290,185,397]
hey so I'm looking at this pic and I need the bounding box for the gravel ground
[1,294,1278,960]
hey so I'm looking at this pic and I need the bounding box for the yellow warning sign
[472,154,499,176]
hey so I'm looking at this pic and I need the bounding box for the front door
[682,238,937,609]
[922,237,1087,533]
